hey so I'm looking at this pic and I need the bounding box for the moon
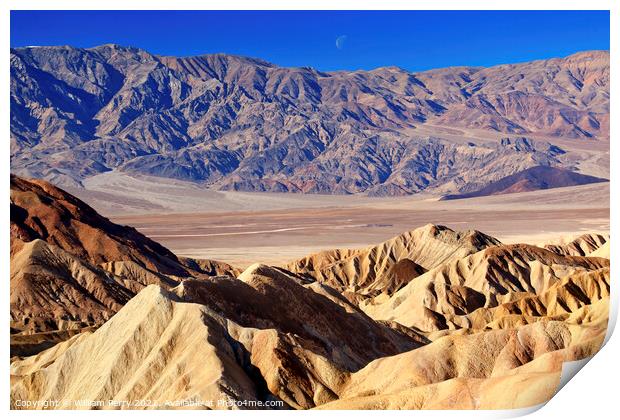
[335,35,347,50]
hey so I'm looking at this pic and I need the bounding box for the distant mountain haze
[10,45,609,196]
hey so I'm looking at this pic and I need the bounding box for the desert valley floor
[68,172,610,267]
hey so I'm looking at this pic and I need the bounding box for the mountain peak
[10,45,609,196]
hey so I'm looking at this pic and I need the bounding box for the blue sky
[10,10,610,72]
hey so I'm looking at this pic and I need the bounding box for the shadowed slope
[11,264,426,409]
[318,299,608,409]
[10,175,237,344]
[364,243,609,331]
[286,224,501,304]
[441,166,607,200]
[543,232,609,257]
[10,240,133,335]
[11,174,190,275]
[11,262,609,410]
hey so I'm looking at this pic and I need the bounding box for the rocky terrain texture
[543,232,609,257]
[10,45,609,195]
[286,224,502,304]
[10,175,238,354]
[9,176,610,409]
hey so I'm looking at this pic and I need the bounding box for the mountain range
[10,175,610,409]
[10,45,609,196]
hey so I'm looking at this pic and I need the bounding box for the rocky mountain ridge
[10,46,609,195]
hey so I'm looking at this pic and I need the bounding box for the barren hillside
[11,46,609,196]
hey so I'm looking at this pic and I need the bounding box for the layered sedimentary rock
[11,268,425,410]
[362,243,609,331]
[9,176,611,410]
[10,175,237,352]
[286,224,501,304]
[543,232,609,257]
[318,299,608,409]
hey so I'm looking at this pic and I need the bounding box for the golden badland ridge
[9,175,610,409]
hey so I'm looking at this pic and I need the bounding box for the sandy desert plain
[68,170,610,268]
[60,121,610,268]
